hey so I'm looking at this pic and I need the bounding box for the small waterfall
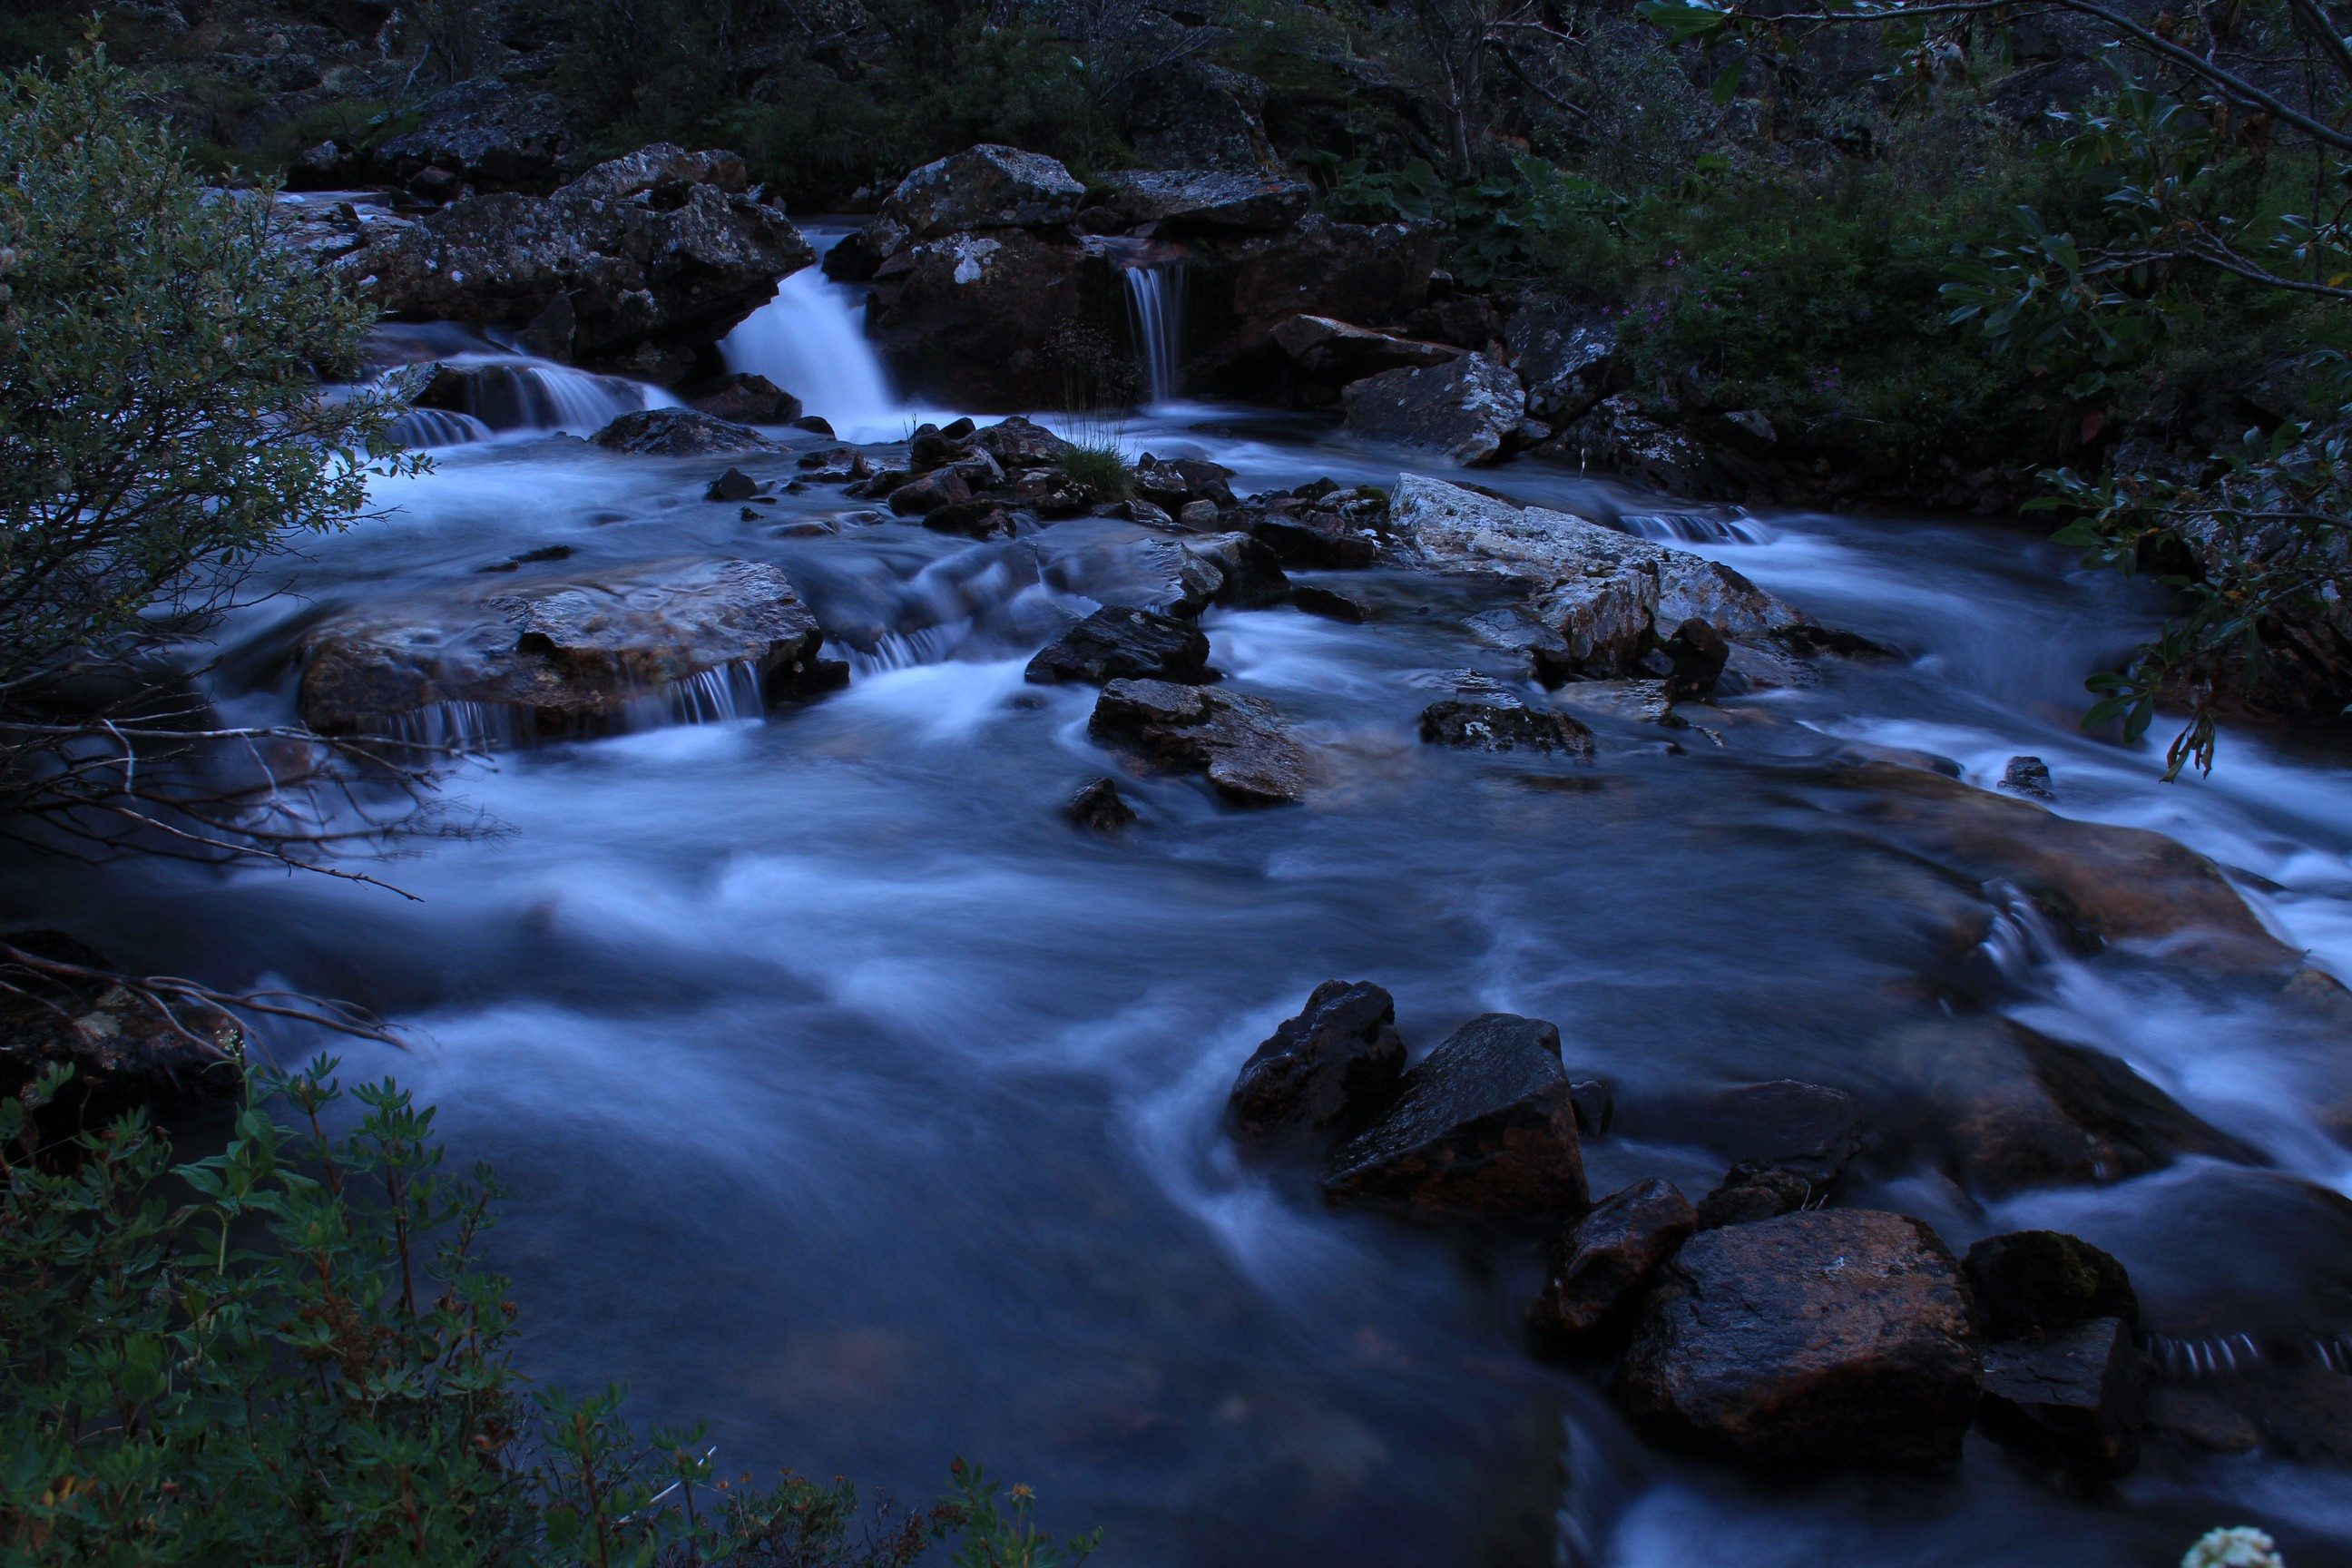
[720,240,906,440]
[1618,510,1770,545]
[848,623,968,679]
[1123,265,1184,406]
[386,407,494,448]
[386,699,534,751]
[439,358,669,436]
[664,661,768,725]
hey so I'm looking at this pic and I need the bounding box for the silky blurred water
[19,364,2352,1565]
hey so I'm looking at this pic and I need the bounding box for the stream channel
[18,230,2352,1567]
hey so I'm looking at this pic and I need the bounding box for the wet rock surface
[1088,679,1308,805]
[1418,696,1594,756]
[1064,776,1137,833]
[1025,606,1213,687]
[1617,1210,1982,1469]
[1531,1178,1696,1336]
[299,557,834,738]
[593,408,781,457]
[1323,1013,1587,1210]
[1093,170,1311,232]
[1228,980,1407,1140]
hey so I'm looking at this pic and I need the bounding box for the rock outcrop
[1228,979,1407,1139]
[1323,1013,1588,1210]
[337,143,813,385]
[1617,1210,1981,1469]
[368,77,585,192]
[1088,679,1308,805]
[299,557,839,740]
[1093,170,1312,233]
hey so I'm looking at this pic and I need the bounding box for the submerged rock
[1025,606,1213,686]
[1342,353,1525,466]
[1531,1178,1697,1336]
[299,557,837,740]
[1065,776,1138,833]
[1228,979,1407,1139]
[1617,1210,1982,1469]
[1089,679,1308,805]
[1323,1013,1588,1210]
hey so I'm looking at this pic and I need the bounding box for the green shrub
[0,1059,1096,1566]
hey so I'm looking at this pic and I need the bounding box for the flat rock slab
[1095,169,1312,231]
[1618,1210,1981,1469]
[1228,979,1406,1138]
[1979,1315,2147,1477]
[1324,1012,1587,1210]
[299,557,830,739]
[1089,679,1308,805]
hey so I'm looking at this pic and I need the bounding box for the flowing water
[20,269,2352,1567]
[1123,265,1187,407]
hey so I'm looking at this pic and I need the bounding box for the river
[15,236,2352,1567]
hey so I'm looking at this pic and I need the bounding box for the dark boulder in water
[1617,1210,1982,1469]
[593,408,780,457]
[1065,777,1138,833]
[1531,1177,1696,1336]
[1342,352,1526,466]
[1323,1013,1587,1211]
[1965,1230,2139,1337]
[1228,980,1406,1140]
[1088,679,1308,806]
[688,372,801,425]
[1026,607,1213,687]
[1419,697,1593,757]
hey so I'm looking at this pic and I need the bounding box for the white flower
[2182,1526,2285,1568]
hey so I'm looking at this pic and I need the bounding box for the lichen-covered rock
[1532,1178,1696,1335]
[368,77,586,191]
[299,558,836,740]
[1323,1013,1588,1210]
[1228,979,1407,1139]
[1025,606,1213,686]
[874,144,1087,240]
[1120,59,1277,171]
[865,229,1088,407]
[1342,353,1526,466]
[338,142,813,382]
[1506,302,1618,423]
[1550,395,1724,497]
[1089,679,1308,805]
[1093,170,1311,232]
[1617,1210,1982,1469]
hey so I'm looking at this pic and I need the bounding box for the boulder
[299,557,838,740]
[797,446,871,482]
[873,144,1086,241]
[1965,1231,2139,1337]
[688,372,800,425]
[1617,1210,1982,1468]
[1240,484,1389,569]
[1390,475,1828,678]
[1025,606,1213,686]
[1181,531,1291,608]
[978,416,1073,470]
[0,930,244,1138]
[338,142,813,383]
[1089,679,1308,805]
[1323,1013,1588,1210]
[1661,618,1730,701]
[1293,585,1369,622]
[1549,395,1724,498]
[1274,316,1463,381]
[1036,524,1278,618]
[1506,302,1618,422]
[1132,455,1239,512]
[886,469,972,517]
[1228,979,1407,1139]
[592,408,780,458]
[2000,755,2055,799]
[1695,1164,1818,1230]
[1186,218,1443,394]
[1531,1178,1697,1336]
[1093,170,1312,232]
[864,229,1088,407]
[1121,59,1276,171]
[1065,776,1137,832]
[1419,697,1594,757]
[368,78,585,191]
[1342,353,1526,466]
[1679,1079,1866,1178]
[1465,605,1577,686]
